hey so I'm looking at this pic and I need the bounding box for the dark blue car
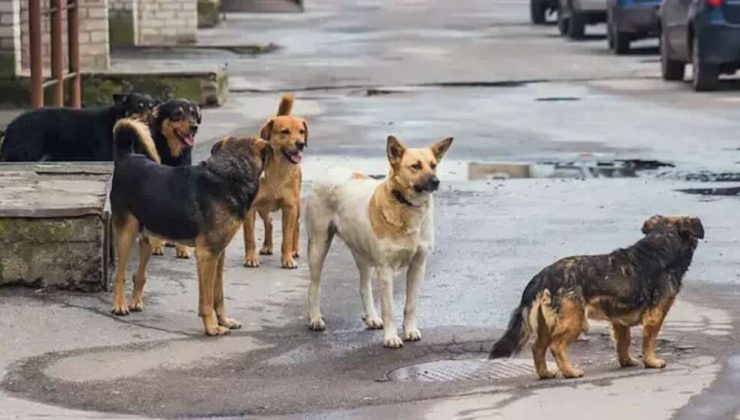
[660,0,740,91]
[607,0,662,54]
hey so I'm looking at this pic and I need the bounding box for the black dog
[489,215,703,379]
[0,92,156,162]
[109,118,270,336]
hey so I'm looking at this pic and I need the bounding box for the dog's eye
[410,162,422,171]
[281,128,290,135]
[299,129,305,135]
[430,163,437,170]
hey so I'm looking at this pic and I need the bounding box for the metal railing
[28,0,81,109]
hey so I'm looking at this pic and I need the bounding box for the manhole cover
[389,359,533,383]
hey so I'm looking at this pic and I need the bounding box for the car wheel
[660,31,685,81]
[557,8,569,36]
[567,11,586,39]
[692,36,719,91]
[531,0,546,24]
[613,29,630,55]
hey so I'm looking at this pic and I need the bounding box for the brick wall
[137,0,197,46]
[18,0,109,74]
[0,0,21,76]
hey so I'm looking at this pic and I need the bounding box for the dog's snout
[296,141,306,151]
[429,176,440,191]
[191,124,199,134]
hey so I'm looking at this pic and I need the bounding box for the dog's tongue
[289,152,303,164]
[182,133,195,147]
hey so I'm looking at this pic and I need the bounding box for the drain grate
[389,359,532,383]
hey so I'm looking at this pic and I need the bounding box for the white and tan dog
[304,135,453,348]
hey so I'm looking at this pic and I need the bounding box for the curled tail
[277,93,294,116]
[113,118,161,163]
[489,282,550,359]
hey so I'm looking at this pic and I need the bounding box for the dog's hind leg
[355,255,382,330]
[280,204,299,269]
[111,214,139,316]
[244,208,260,267]
[612,323,639,367]
[641,296,675,369]
[378,267,403,348]
[196,244,229,336]
[307,225,334,331]
[549,295,585,378]
[402,251,427,342]
[214,252,241,330]
[533,307,557,379]
[258,208,273,256]
[128,236,152,312]
[292,204,300,259]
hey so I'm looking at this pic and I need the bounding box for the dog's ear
[302,119,308,147]
[255,138,273,163]
[260,119,274,141]
[112,93,126,107]
[194,105,202,124]
[680,217,705,239]
[430,137,453,161]
[386,135,406,167]
[641,215,664,234]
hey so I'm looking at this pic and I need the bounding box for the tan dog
[305,135,453,348]
[244,94,307,269]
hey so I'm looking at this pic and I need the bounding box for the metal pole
[50,0,64,107]
[67,0,81,108]
[29,0,43,108]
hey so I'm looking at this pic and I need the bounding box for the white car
[558,0,608,39]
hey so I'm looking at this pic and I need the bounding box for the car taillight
[707,0,722,6]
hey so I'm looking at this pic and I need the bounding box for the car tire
[692,36,719,91]
[613,29,630,55]
[567,11,586,39]
[531,0,546,24]
[660,31,685,81]
[557,8,569,36]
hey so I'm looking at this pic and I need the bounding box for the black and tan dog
[145,98,202,259]
[109,118,269,336]
[243,94,307,269]
[489,215,704,379]
[0,92,156,162]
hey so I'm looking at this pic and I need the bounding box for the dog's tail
[489,279,550,359]
[277,93,294,116]
[113,118,161,164]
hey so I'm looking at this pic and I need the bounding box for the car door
[662,0,692,59]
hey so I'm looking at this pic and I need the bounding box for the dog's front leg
[214,252,241,330]
[280,204,299,269]
[196,245,229,336]
[403,251,427,342]
[378,267,403,348]
[244,208,260,267]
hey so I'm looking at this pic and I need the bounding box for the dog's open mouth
[281,148,303,164]
[174,129,196,147]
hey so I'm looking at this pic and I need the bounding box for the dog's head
[642,215,705,240]
[386,135,453,201]
[153,99,201,158]
[112,92,158,121]
[211,136,272,170]
[259,95,307,166]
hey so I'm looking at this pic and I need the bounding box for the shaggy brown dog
[489,215,703,379]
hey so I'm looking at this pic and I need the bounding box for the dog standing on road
[489,215,704,379]
[304,135,453,348]
[109,119,269,335]
[243,94,307,269]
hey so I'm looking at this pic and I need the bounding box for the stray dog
[244,94,307,269]
[147,98,202,259]
[0,92,156,162]
[489,215,704,379]
[109,119,269,335]
[305,135,453,348]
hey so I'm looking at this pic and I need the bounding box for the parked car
[660,0,740,91]
[606,0,662,54]
[531,0,559,24]
[558,0,608,39]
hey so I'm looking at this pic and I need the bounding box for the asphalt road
[1,0,740,419]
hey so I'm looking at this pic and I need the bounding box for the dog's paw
[244,255,260,268]
[111,304,130,316]
[307,316,326,331]
[151,245,165,256]
[175,246,190,259]
[383,335,404,349]
[561,368,585,378]
[205,325,231,336]
[292,251,300,259]
[644,357,666,369]
[218,317,242,330]
[619,357,640,368]
[537,369,558,380]
[403,328,421,342]
[259,246,273,256]
[127,300,144,312]
[281,257,298,269]
[363,315,384,330]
